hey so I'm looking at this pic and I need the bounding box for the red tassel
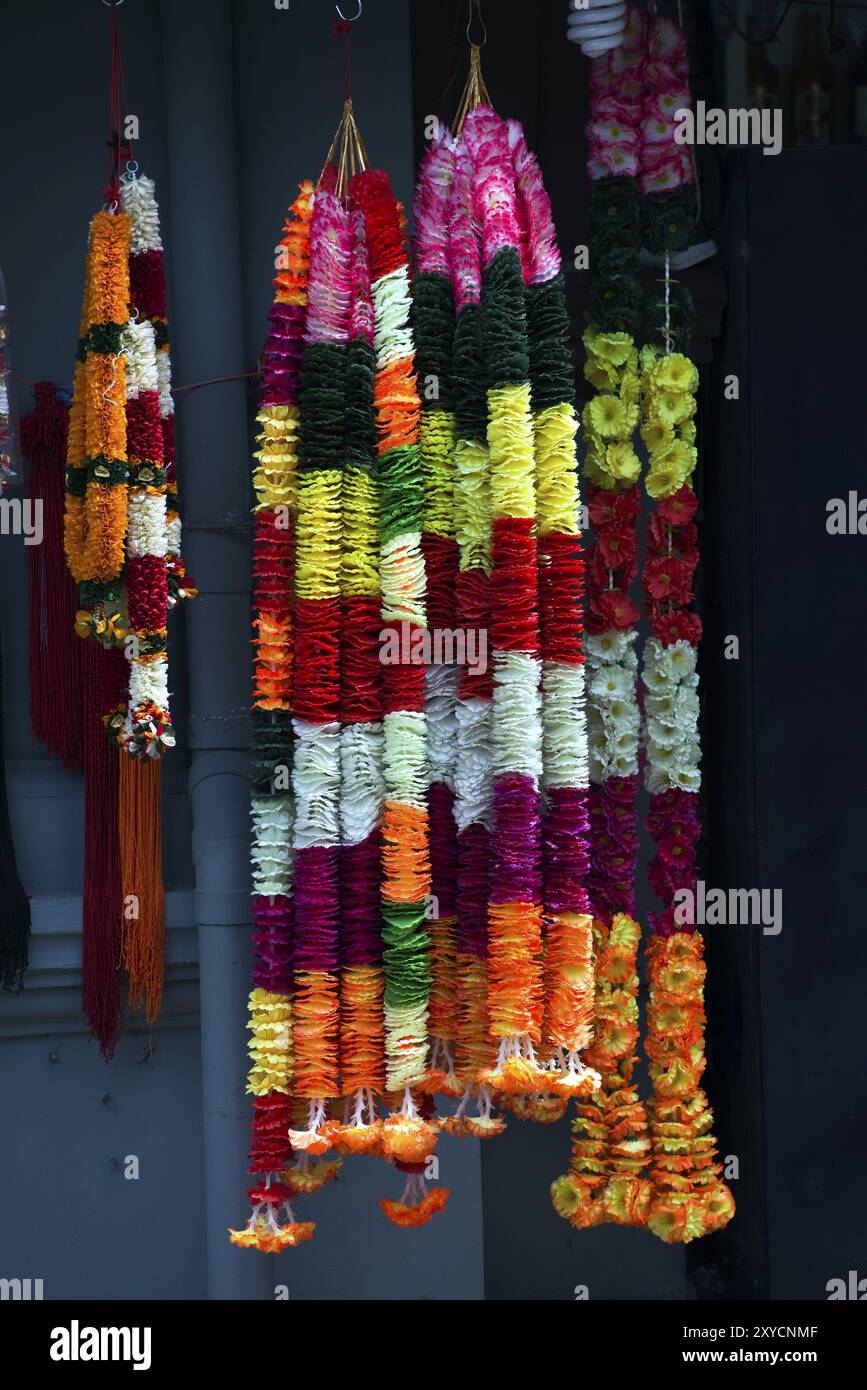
[81,644,123,1058]
[21,383,84,768]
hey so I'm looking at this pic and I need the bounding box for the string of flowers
[508,119,597,1108]
[63,209,130,1055]
[412,132,462,1107]
[553,5,652,1229]
[63,170,196,1043]
[287,176,352,1156]
[232,181,314,1253]
[444,132,496,1125]
[637,9,735,1245]
[120,171,197,758]
[460,105,550,1099]
[350,165,439,1214]
[64,210,130,622]
[333,198,387,1154]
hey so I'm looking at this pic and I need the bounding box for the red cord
[332,18,352,101]
[104,0,134,205]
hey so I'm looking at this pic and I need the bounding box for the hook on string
[335,0,361,20]
[466,0,486,48]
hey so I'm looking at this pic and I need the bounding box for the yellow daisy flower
[646,460,687,499]
[583,327,635,368]
[584,359,619,393]
[655,438,697,478]
[651,388,696,427]
[651,352,699,395]
[641,417,674,452]
[605,442,641,485]
[584,394,630,441]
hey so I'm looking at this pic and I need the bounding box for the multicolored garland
[552,4,733,1243]
[62,172,194,1049]
[636,12,735,1244]
[234,20,731,1248]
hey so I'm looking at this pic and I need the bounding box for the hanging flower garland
[412,132,462,1105]
[235,181,314,1251]
[457,106,549,1100]
[553,4,733,1243]
[231,21,731,1245]
[234,134,439,1241]
[63,209,130,1055]
[350,164,439,1194]
[334,198,387,1151]
[552,4,652,1231]
[63,167,194,1047]
[636,10,735,1245]
[287,177,352,1152]
[408,92,601,1133]
[64,210,131,618]
[508,120,597,1108]
[443,132,496,1125]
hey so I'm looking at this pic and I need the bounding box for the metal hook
[101,1,125,6]
[466,0,486,47]
[335,0,361,20]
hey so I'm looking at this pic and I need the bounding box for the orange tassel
[118,756,165,1022]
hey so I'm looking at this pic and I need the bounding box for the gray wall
[0,0,483,1302]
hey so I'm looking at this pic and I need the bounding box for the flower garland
[444,133,495,1123]
[636,10,735,1244]
[235,181,314,1252]
[508,120,597,1106]
[335,200,387,1148]
[410,100,601,1134]
[63,209,130,1056]
[460,106,550,1099]
[121,174,195,614]
[553,3,653,1231]
[231,32,731,1244]
[235,150,439,1242]
[412,132,462,1106]
[553,4,733,1243]
[63,173,193,1048]
[64,210,130,615]
[350,165,438,1191]
[287,178,352,1152]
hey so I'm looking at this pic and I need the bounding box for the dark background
[0,0,864,1301]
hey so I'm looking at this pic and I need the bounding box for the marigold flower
[380,1187,450,1228]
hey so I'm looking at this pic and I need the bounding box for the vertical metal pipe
[159,0,271,1299]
